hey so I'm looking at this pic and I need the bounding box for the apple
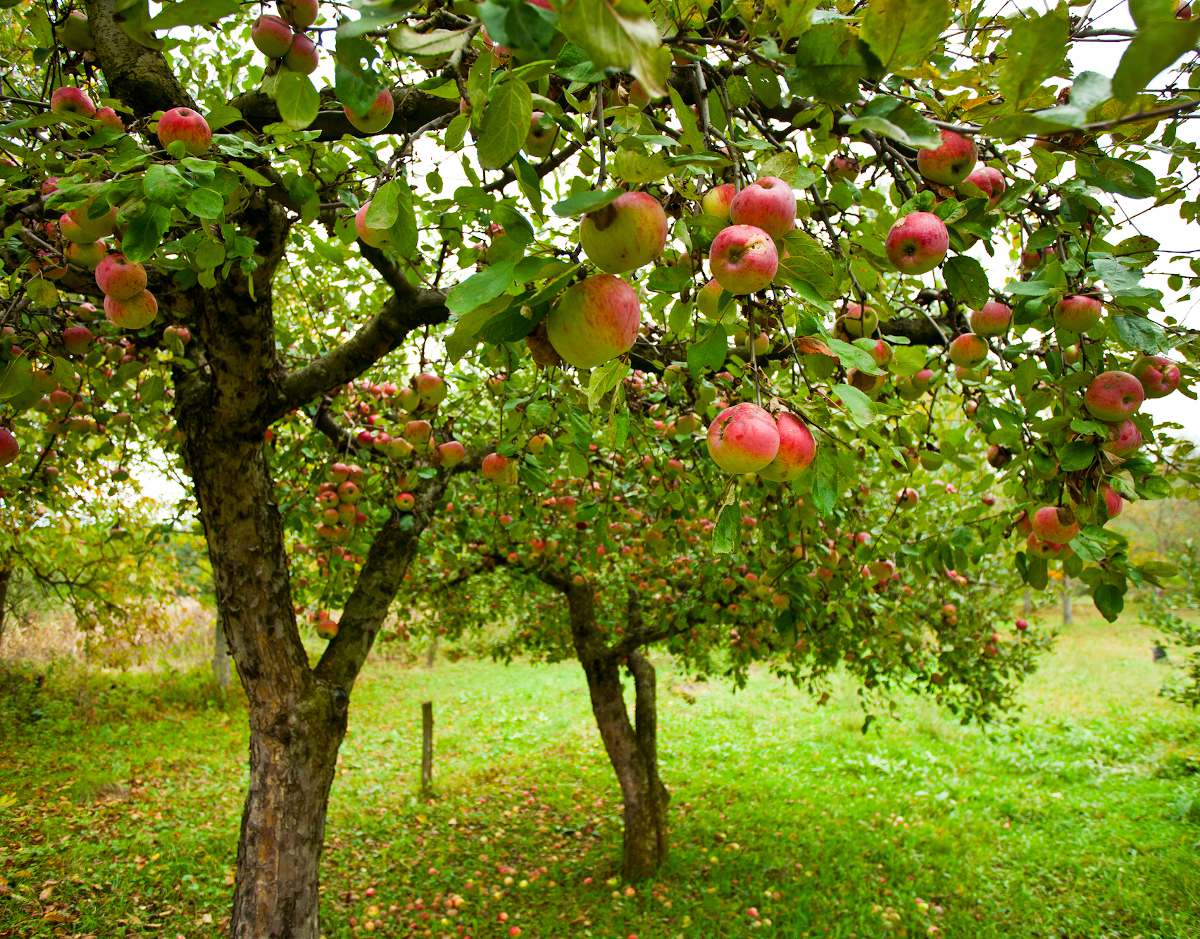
[1063,343,1081,365]
[849,368,886,395]
[545,273,640,369]
[701,183,737,219]
[758,411,816,482]
[838,301,877,337]
[1101,484,1124,519]
[1084,371,1144,422]
[404,419,432,444]
[57,11,95,51]
[729,176,796,239]
[60,206,115,243]
[948,333,988,368]
[524,112,559,159]
[394,491,415,511]
[1054,294,1102,334]
[885,212,948,275]
[0,428,18,465]
[579,192,668,274]
[482,452,517,486]
[1031,505,1080,543]
[960,166,1005,205]
[1026,532,1071,560]
[50,86,96,118]
[435,440,466,467]
[104,290,158,329]
[65,240,106,269]
[1021,245,1055,270]
[354,202,391,248]
[707,403,780,474]
[284,34,319,74]
[94,107,124,132]
[415,372,446,406]
[986,444,1011,468]
[826,154,860,183]
[870,339,892,367]
[62,325,92,355]
[1103,418,1142,456]
[278,0,319,29]
[696,279,724,319]
[709,224,778,294]
[344,89,395,134]
[970,300,1012,336]
[95,254,147,300]
[916,129,978,185]
[252,14,294,58]
[158,107,212,155]
[1130,355,1181,398]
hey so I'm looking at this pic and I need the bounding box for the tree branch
[84,0,194,117]
[228,86,459,142]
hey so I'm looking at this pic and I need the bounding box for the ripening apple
[1027,533,1070,560]
[434,441,465,467]
[579,192,668,274]
[729,176,796,239]
[284,34,319,74]
[916,129,978,185]
[948,333,988,368]
[0,428,17,466]
[50,86,97,118]
[758,411,816,482]
[838,301,877,337]
[696,279,724,319]
[404,419,432,445]
[1054,294,1102,334]
[65,240,106,269]
[354,202,391,248]
[970,300,1012,336]
[157,107,212,155]
[60,207,115,243]
[57,11,95,51]
[278,0,319,29]
[700,183,737,220]
[896,487,919,508]
[95,254,148,300]
[62,325,92,355]
[986,444,1011,468]
[1084,371,1144,422]
[95,107,124,132]
[344,89,395,134]
[1063,343,1081,365]
[1102,485,1124,519]
[826,154,860,183]
[1103,418,1143,456]
[1130,355,1181,398]
[707,402,780,474]
[886,212,948,275]
[709,225,778,294]
[252,14,295,58]
[394,491,415,511]
[960,166,1005,205]
[870,339,892,367]
[482,452,517,486]
[415,373,447,407]
[545,274,640,369]
[104,290,158,329]
[1031,505,1080,543]
[524,112,558,158]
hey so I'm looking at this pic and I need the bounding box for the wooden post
[420,701,433,797]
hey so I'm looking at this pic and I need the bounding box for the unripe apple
[826,154,860,183]
[579,192,668,274]
[1054,295,1102,334]
[948,333,988,368]
[1031,505,1080,543]
[396,386,420,412]
[729,176,796,239]
[1021,245,1055,270]
[886,212,948,275]
[700,183,736,219]
[61,204,116,243]
[528,432,553,454]
[104,290,158,329]
[545,273,640,369]
[1102,484,1124,519]
[95,254,147,300]
[1063,343,1081,365]
[284,33,319,74]
[709,225,778,294]
[435,440,466,467]
[482,452,517,486]
[970,300,1012,336]
[524,112,558,158]
[158,107,212,155]
[57,11,95,51]
[869,339,892,368]
[1130,355,1181,398]
[94,107,124,132]
[696,278,724,319]
[706,402,780,474]
[1084,371,1144,422]
[278,0,319,29]
[0,427,17,465]
[838,301,877,337]
[758,411,816,482]
[354,202,391,248]
[65,240,107,269]
[344,89,395,134]
[62,325,92,355]
[252,14,295,58]
[50,86,97,118]
[916,129,978,185]
[1103,419,1142,456]
[394,491,415,511]
[960,166,1005,205]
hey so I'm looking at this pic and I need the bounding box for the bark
[1062,576,1073,626]
[0,565,10,648]
[213,616,231,694]
[565,584,668,881]
[420,701,434,797]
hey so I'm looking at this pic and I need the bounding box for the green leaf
[120,205,172,262]
[557,0,671,98]
[829,339,881,376]
[184,188,225,219]
[998,4,1069,107]
[810,452,838,515]
[844,97,942,149]
[687,324,728,375]
[143,164,190,204]
[587,359,630,410]
[0,356,32,401]
[387,26,472,57]
[148,0,240,29]
[1111,313,1171,353]
[275,71,320,130]
[943,256,990,309]
[1058,440,1097,472]
[792,22,882,104]
[776,231,838,298]
[1093,583,1125,622]
[1113,11,1200,101]
[446,259,520,314]
[833,383,875,426]
[477,75,532,170]
[861,0,951,70]
[552,189,621,218]
[613,148,670,183]
[365,181,402,229]
[712,503,740,554]
[1077,156,1157,199]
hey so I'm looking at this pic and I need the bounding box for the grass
[0,602,1198,938]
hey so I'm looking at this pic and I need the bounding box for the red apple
[1130,355,1181,398]
[729,176,796,239]
[95,254,147,300]
[50,86,97,118]
[1026,532,1071,560]
[707,402,780,474]
[916,129,978,185]
[1102,419,1142,456]
[252,14,294,58]
[482,452,517,486]
[579,192,668,274]
[700,183,737,219]
[1102,484,1124,519]
[948,333,988,368]
[709,224,778,295]
[758,411,816,482]
[394,491,415,511]
[94,107,124,132]
[284,33,319,74]
[1031,505,1080,543]
[344,89,395,134]
[1084,371,1144,422]
[886,212,948,275]
[546,273,640,369]
[158,107,212,155]
[435,441,466,467]
[0,428,18,466]
[970,300,1012,336]
[278,0,319,29]
[1054,295,1102,334]
[354,202,391,248]
[838,301,877,337]
[826,154,860,183]
[104,290,158,329]
[960,166,1005,205]
[62,325,92,355]
[415,372,446,406]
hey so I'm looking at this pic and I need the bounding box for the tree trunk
[0,565,10,649]
[213,616,231,694]
[566,585,668,881]
[1062,576,1072,626]
[425,634,438,668]
[420,700,434,797]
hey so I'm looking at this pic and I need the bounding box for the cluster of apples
[49,85,123,132]
[346,373,467,469]
[313,462,369,543]
[705,403,817,483]
[251,0,321,76]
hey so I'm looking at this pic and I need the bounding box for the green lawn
[1,604,1197,938]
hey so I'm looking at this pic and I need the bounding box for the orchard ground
[1,604,1197,939]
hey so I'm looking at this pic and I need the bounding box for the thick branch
[84,0,194,117]
[228,87,459,142]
